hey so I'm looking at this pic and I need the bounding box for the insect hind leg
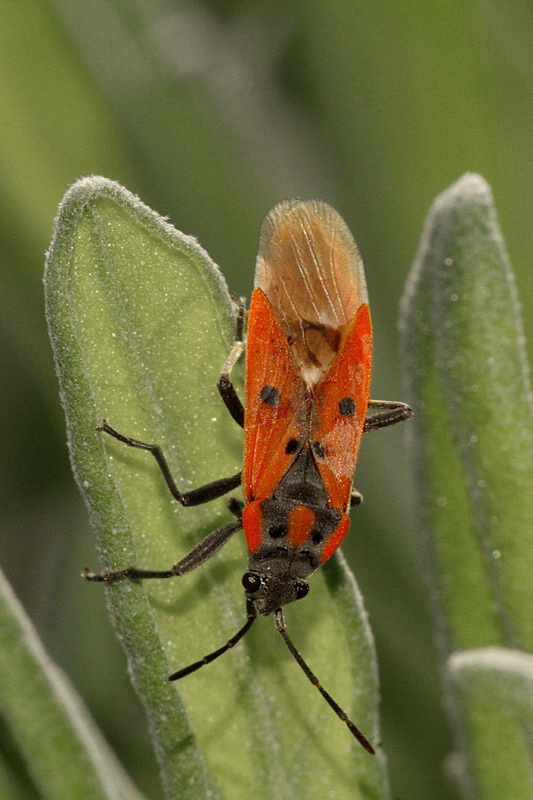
[364,399,413,432]
[84,518,242,582]
[217,296,246,428]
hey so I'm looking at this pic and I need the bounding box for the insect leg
[83,518,242,582]
[228,496,244,519]
[98,420,241,505]
[217,296,246,428]
[364,399,413,432]
[350,490,363,507]
[168,597,257,680]
[274,609,375,754]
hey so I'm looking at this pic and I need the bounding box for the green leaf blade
[400,174,533,799]
[449,647,533,723]
[46,176,237,800]
[45,178,390,800]
[0,567,147,800]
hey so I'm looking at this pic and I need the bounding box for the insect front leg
[364,399,413,432]
[97,421,242,505]
[217,296,246,428]
[84,518,242,582]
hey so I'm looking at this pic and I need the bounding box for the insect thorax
[242,448,350,612]
[242,497,345,614]
[242,440,351,613]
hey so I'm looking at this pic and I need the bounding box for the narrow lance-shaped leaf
[45,177,391,800]
[400,173,533,800]
[449,648,533,729]
[0,566,148,800]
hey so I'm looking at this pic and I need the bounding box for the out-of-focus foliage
[0,3,531,799]
[400,174,533,799]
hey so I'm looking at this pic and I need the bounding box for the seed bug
[85,199,412,754]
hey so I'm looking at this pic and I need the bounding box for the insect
[85,199,412,754]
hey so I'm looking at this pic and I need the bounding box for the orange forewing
[312,303,372,510]
[242,288,306,502]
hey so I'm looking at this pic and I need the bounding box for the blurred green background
[1,2,531,799]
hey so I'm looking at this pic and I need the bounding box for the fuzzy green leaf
[45,177,390,800]
[449,647,533,723]
[400,174,533,799]
[0,566,147,800]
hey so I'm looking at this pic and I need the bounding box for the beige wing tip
[254,199,369,384]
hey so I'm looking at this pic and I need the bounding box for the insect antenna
[274,609,375,755]
[168,598,257,681]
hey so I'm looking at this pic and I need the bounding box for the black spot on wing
[285,438,300,455]
[339,397,356,416]
[260,385,280,406]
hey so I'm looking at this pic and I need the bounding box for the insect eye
[242,572,261,593]
[295,581,309,599]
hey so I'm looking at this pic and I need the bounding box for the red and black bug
[85,200,412,754]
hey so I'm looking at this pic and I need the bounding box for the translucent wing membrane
[255,200,367,385]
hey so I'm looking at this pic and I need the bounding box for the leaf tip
[431,172,493,219]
